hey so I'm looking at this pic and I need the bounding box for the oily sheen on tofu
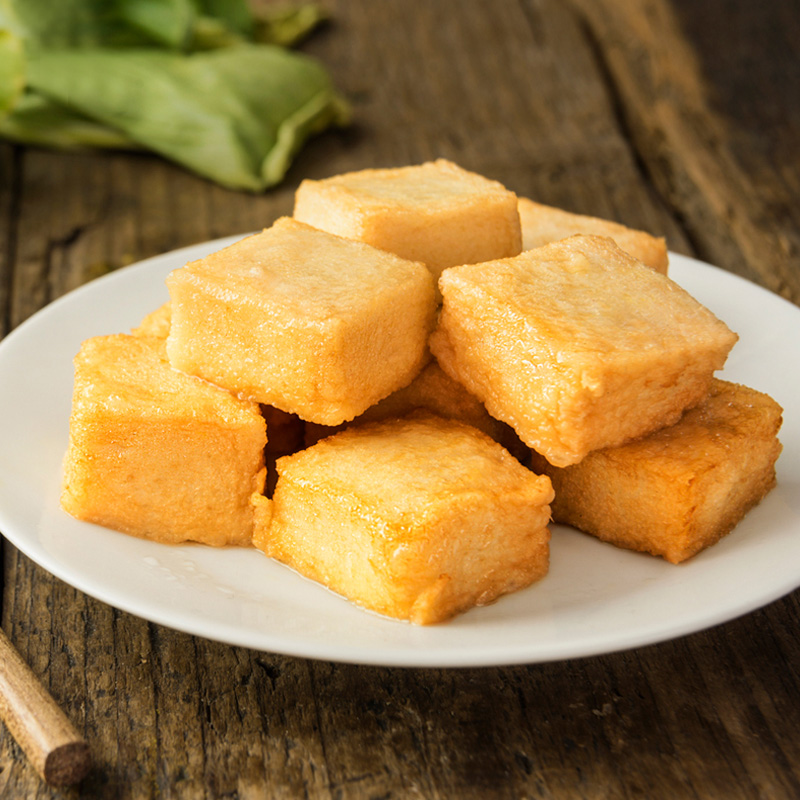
[293,159,522,288]
[531,380,783,563]
[430,234,738,467]
[166,217,436,426]
[254,413,554,624]
[61,334,266,546]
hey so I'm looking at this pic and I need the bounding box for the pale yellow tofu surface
[518,197,669,274]
[430,234,738,466]
[166,217,436,425]
[359,361,503,435]
[131,301,171,338]
[531,380,783,563]
[293,159,522,287]
[303,360,520,453]
[255,413,553,624]
[61,334,266,546]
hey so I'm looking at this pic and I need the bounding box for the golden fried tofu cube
[61,335,266,546]
[430,235,738,467]
[131,302,171,338]
[255,413,553,624]
[531,380,783,563]
[293,159,522,287]
[518,197,669,274]
[130,304,306,495]
[303,361,521,454]
[359,361,507,436]
[166,218,436,425]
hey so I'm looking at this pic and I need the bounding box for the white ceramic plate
[0,238,798,667]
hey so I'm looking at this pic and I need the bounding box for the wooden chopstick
[0,627,91,785]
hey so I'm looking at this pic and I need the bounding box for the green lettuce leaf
[0,1,347,190]
[0,0,250,49]
[0,91,138,150]
[253,4,329,47]
[24,44,348,190]
[0,28,24,112]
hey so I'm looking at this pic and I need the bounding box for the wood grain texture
[571,0,800,302]
[0,627,89,786]
[0,0,798,797]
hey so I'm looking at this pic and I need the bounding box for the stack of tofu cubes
[62,160,783,624]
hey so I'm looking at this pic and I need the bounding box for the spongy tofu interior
[166,217,436,425]
[61,334,266,546]
[258,413,553,624]
[431,234,738,466]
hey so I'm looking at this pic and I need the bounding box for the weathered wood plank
[570,0,800,303]
[298,0,691,256]
[2,538,799,799]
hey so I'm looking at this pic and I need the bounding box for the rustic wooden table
[1,1,798,797]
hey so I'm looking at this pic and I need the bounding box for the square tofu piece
[531,380,783,563]
[166,217,435,425]
[61,334,266,546]
[255,413,553,624]
[304,361,520,455]
[131,301,171,338]
[518,197,669,274]
[357,361,508,438]
[293,159,522,287]
[430,235,738,467]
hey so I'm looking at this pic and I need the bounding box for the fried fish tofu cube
[359,361,510,438]
[430,235,738,467]
[166,217,436,425]
[131,301,171,338]
[293,159,522,288]
[61,334,266,546]
[303,361,521,455]
[530,380,783,563]
[518,197,669,274]
[255,413,553,624]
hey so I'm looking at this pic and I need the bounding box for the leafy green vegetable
[0,91,139,150]
[0,0,348,190]
[253,4,329,47]
[0,29,24,112]
[0,0,308,50]
[116,0,199,49]
[24,44,347,190]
